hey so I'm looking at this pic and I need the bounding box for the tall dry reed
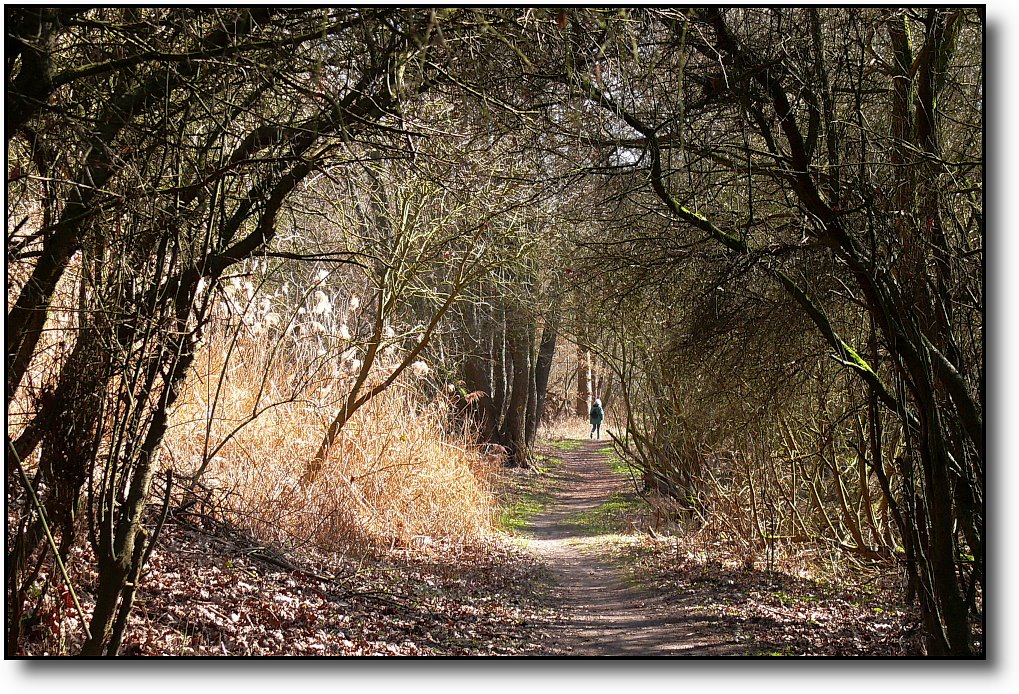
[166,325,498,554]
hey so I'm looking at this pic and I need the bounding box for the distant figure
[589,398,604,439]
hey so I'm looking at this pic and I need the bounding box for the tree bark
[500,311,531,467]
[532,310,559,432]
[524,320,539,446]
[462,305,499,442]
[575,342,592,417]
[492,306,508,428]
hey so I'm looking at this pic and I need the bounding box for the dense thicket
[7,7,982,656]
[540,7,983,656]
[5,6,493,656]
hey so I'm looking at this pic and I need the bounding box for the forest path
[523,437,743,656]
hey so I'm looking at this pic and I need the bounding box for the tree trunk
[491,306,508,429]
[501,312,531,467]
[524,321,539,446]
[532,311,559,431]
[575,342,592,417]
[463,345,498,443]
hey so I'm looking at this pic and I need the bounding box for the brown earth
[524,438,745,656]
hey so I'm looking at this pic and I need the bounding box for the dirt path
[525,438,743,656]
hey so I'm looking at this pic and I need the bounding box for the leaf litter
[19,443,979,657]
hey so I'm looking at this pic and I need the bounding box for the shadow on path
[525,438,743,656]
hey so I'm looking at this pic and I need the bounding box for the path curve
[526,438,743,656]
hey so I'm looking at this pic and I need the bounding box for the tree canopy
[7,7,983,656]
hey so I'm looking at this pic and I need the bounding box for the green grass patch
[499,497,544,533]
[496,452,563,533]
[548,438,583,452]
[597,443,642,479]
[565,490,641,535]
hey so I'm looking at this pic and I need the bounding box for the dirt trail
[526,438,743,656]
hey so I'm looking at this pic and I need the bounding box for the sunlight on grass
[548,439,583,453]
[565,491,642,535]
[167,329,499,553]
[500,498,545,533]
[496,452,563,534]
[596,443,641,478]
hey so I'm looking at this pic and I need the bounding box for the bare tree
[6,6,466,655]
[510,7,982,654]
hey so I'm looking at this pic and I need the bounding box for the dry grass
[538,416,598,441]
[166,328,498,555]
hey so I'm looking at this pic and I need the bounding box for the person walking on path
[589,398,604,439]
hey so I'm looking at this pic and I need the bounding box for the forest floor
[503,436,925,657]
[23,437,924,656]
[520,437,743,655]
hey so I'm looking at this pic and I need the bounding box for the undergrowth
[166,329,499,555]
[617,533,926,656]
